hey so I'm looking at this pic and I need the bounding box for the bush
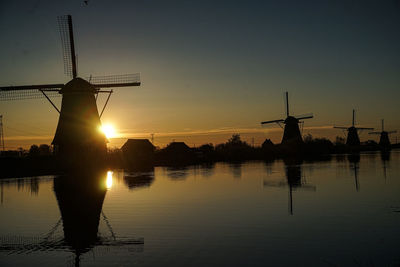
[29,145,40,157]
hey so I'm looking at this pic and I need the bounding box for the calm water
[1,151,400,266]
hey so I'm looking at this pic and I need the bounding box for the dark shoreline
[0,144,396,179]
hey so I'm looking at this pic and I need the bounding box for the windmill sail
[0,84,63,101]
[89,73,141,88]
[261,119,284,125]
[356,127,374,130]
[57,15,77,78]
[368,131,381,135]
[295,113,314,120]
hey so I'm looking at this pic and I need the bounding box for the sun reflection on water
[106,171,113,189]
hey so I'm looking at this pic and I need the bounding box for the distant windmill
[0,15,140,158]
[369,119,396,148]
[334,110,373,146]
[260,92,313,144]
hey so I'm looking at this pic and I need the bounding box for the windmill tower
[369,119,396,148]
[334,110,373,146]
[0,15,140,159]
[260,92,313,145]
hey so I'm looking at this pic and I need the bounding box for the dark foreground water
[1,151,399,266]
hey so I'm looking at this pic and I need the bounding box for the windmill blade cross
[368,131,381,135]
[261,119,284,125]
[57,15,77,78]
[0,84,64,91]
[0,84,63,101]
[387,130,397,134]
[89,73,141,88]
[295,113,313,120]
[355,127,374,130]
[285,91,289,117]
[333,126,348,129]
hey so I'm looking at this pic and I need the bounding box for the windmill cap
[60,77,96,94]
[284,116,299,124]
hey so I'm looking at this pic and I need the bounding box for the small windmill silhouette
[261,92,313,145]
[369,119,396,148]
[334,109,373,146]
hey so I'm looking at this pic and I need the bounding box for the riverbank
[0,141,395,179]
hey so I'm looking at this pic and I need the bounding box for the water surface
[1,151,399,266]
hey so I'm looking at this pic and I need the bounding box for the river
[0,151,399,266]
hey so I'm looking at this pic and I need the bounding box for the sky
[0,0,399,149]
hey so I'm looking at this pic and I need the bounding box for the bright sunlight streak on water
[100,124,117,139]
[106,171,113,189]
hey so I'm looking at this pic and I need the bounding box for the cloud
[4,135,53,141]
[116,125,335,139]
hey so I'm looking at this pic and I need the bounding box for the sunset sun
[100,124,117,139]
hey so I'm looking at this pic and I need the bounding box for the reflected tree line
[0,151,394,206]
[0,177,48,197]
[1,134,394,180]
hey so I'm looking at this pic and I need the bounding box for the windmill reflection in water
[0,170,144,267]
[263,160,316,215]
[381,151,391,181]
[348,151,392,192]
[348,154,361,192]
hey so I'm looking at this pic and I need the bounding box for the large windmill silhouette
[334,110,373,146]
[261,92,313,145]
[0,15,140,157]
[369,119,396,148]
